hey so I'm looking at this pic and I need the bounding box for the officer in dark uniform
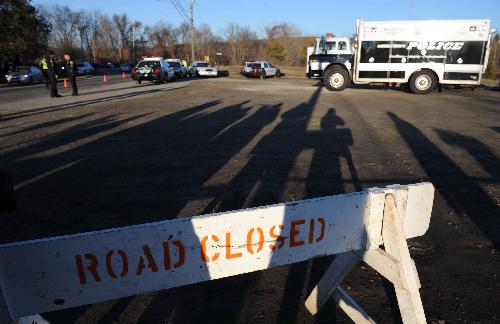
[64,52,78,96]
[46,51,61,98]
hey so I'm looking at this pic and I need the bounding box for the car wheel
[408,70,437,95]
[276,70,282,78]
[138,79,142,84]
[324,66,350,91]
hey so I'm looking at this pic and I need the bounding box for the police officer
[64,52,78,96]
[46,51,61,98]
[39,55,49,89]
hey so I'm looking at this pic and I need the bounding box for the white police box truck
[307,19,493,94]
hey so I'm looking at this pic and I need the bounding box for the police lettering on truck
[307,19,493,94]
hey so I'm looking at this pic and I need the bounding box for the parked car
[166,59,188,79]
[76,61,95,75]
[5,66,42,85]
[189,61,217,77]
[120,63,132,72]
[131,58,175,84]
[241,61,282,79]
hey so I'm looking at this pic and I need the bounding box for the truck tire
[409,70,437,95]
[324,66,350,91]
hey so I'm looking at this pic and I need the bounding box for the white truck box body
[355,19,491,85]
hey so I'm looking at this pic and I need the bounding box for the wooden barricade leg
[305,251,361,315]
[305,193,426,323]
[381,194,426,323]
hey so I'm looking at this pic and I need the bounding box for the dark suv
[131,59,175,84]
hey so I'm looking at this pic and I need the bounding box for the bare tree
[264,22,303,65]
[37,5,309,66]
[41,5,81,52]
[224,23,258,65]
[149,23,176,58]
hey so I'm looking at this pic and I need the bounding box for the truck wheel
[324,67,349,91]
[409,70,437,95]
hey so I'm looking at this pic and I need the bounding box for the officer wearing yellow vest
[182,59,187,68]
[39,55,49,89]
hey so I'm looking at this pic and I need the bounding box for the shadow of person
[436,128,500,179]
[275,108,360,324]
[388,112,500,249]
[145,88,321,324]
[133,103,282,324]
[5,99,283,323]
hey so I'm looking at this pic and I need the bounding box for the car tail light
[154,67,161,73]
[131,67,136,74]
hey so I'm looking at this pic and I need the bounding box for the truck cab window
[319,41,336,53]
[338,42,347,50]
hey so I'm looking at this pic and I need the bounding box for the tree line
[1,0,315,70]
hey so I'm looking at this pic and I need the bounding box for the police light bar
[142,56,164,60]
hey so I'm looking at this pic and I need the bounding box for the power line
[170,0,190,23]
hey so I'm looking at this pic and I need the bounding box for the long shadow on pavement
[0,86,185,122]
[388,112,500,249]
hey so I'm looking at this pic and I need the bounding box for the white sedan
[189,61,217,77]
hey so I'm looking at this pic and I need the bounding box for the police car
[188,61,218,77]
[241,61,282,79]
[131,57,175,84]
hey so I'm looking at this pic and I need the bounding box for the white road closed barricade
[0,183,434,323]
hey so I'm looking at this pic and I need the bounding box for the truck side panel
[354,19,491,86]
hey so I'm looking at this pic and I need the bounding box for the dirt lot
[0,76,499,323]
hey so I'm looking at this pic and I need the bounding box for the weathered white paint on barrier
[0,183,433,319]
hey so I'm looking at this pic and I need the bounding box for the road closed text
[74,217,328,285]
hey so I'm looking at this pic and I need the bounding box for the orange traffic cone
[122,72,126,79]
[63,79,68,88]
[103,74,108,82]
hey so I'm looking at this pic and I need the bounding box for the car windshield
[14,67,30,73]
[137,61,160,68]
[197,63,209,67]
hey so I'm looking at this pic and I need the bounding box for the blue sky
[33,0,500,37]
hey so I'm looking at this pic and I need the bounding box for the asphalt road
[0,76,499,323]
[0,72,131,104]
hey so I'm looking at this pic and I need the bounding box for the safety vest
[40,58,48,70]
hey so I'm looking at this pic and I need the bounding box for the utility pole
[132,24,136,62]
[190,0,195,62]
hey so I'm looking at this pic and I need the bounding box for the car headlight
[21,74,28,79]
